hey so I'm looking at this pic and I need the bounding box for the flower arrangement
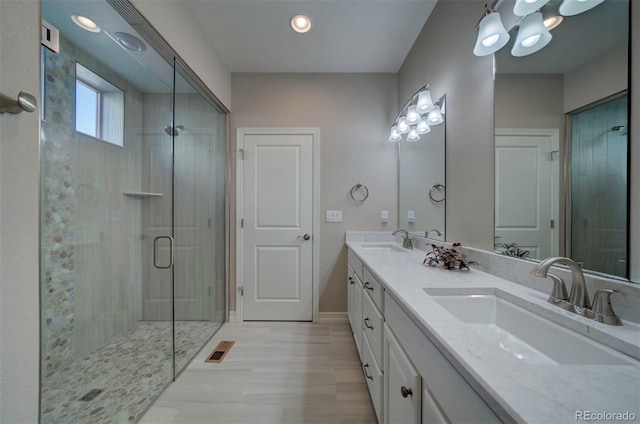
[423,242,477,271]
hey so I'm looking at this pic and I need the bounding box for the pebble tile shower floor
[41,321,220,424]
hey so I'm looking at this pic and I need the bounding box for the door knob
[401,386,413,398]
[302,234,311,240]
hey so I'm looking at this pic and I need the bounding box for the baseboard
[318,312,349,323]
[228,311,237,322]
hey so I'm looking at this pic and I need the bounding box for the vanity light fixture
[472,0,595,57]
[558,0,605,16]
[406,105,421,125]
[71,15,101,33]
[416,119,431,135]
[290,14,312,33]
[473,9,510,56]
[427,107,444,125]
[543,15,564,30]
[513,0,551,16]
[511,12,552,57]
[388,84,444,143]
[406,128,420,142]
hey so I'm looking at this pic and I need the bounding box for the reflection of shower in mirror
[164,124,184,136]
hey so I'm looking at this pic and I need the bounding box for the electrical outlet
[381,210,389,223]
[325,210,343,223]
[407,210,415,223]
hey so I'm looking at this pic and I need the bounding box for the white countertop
[347,241,640,424]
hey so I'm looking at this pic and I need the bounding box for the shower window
[75,62,124,146]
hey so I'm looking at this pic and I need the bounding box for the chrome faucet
[392,229,413,250]
[531,256,621,325]
[426,228,442,239]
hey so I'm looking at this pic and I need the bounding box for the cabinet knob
[400,386,413,398]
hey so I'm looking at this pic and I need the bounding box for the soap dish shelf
[123,192,163,198]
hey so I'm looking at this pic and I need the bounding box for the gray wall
[495,74,564,130]
[398,0,495,251]
[0,0,40,422]
[231,73,398,313]
[564,42,627,113]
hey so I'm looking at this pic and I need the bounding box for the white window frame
[75,63,124,147]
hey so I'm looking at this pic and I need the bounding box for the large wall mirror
[494,0,630,279]
[399,95,446,241]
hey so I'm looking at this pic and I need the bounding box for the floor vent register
[205,340,235,363]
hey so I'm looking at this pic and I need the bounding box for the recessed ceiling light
[290,14,311,33]
[115,32,147,52]
[543,15,563,30]
[71,15,100,33]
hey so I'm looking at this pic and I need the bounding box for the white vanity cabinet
[348,250,386,422]
[385,293,499,424]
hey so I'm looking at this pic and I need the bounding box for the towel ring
[429,183,445,203]
[350,183,369,203]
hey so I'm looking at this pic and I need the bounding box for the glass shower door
[172,62,227,373]
[569,93,628,277]
[39,0,176,420]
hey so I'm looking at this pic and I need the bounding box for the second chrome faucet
[531,256,621,325]
[392,229,413,250]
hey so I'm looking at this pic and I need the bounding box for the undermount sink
[424,288,634,366]
[361,243,407,253]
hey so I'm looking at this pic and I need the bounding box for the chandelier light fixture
[388,84,444,143]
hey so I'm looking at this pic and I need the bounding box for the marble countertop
[347,241,640,424]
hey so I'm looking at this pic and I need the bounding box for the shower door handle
[153,235,174,269]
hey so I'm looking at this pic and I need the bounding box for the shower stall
[39,1,228,422]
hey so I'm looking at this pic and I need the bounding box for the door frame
[495,128,560,256]
[235,127,321,322]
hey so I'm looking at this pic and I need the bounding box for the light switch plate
[326,210,342,223]
[381,210,389,223]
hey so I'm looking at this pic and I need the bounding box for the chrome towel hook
[0,91,37,115]
[350,183,369,203]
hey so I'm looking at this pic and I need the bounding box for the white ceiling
[185,0,438,73]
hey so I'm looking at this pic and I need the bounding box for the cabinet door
[385,324,421,424]
[353,274,363,358]
[348,265,355,330]
[422,387,449,424]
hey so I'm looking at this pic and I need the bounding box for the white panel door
[241,132,313,320]
[495,130,557,259]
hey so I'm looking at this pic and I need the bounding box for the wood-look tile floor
[140,322,377,424]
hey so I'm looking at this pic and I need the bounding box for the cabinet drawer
[362,290,384,367]
[348,251,363,280]
[385,293,499,424]
[362,329,383,423]
[363,267,384,311]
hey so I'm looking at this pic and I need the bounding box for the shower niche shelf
[123,191,163,198]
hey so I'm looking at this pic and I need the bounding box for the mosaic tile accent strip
[41,321,220,424]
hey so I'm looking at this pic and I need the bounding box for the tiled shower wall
[41,36,144,375]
